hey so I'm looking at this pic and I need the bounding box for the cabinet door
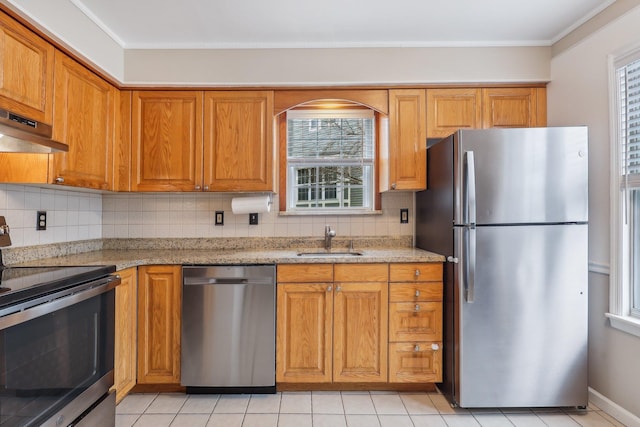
[51,51,116,190]
[426,88,482,138]
[131,91,203,191]
[137,265,182,385]
[203,91,274,191]
[384,89,426,191]
[276,283,333,383]
[0,10,54,123]
[481,87,545,128]
[333,282,388,382]
[113,267,137,403]
[0,153,49,183]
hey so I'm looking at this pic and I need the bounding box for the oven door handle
[0,275,120,331]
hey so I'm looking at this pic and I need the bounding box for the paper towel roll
[231,195,272,214]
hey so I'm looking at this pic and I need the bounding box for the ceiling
[65,0,615,50]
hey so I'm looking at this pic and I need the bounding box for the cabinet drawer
[389,263,442,282]
[334,264,388,282]
[389,342,442,382]
[389,302,442,342]
[277,264,333,283]
[389,282,442,302]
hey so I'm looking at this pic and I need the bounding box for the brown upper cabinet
[50,51,117,190]
[426,87,547,138]
[0,10,54,124]
[380,89,427,192]
[131,90,274,192]
[204,91,274,192]
[131,91,203,192]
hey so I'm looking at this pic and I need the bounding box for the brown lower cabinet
[137,265,182,385]
[112,267,137,403]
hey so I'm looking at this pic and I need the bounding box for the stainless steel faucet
[324,225,336,251]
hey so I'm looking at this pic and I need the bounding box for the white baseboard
[589,387,640,426]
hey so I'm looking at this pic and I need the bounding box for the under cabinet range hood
[0,108,68,153]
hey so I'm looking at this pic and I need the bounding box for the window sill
[606,313,640,338]
[279,209,382,216]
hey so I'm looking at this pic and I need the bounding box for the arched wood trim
[274,89,389,115]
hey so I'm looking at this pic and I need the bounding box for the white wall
[548,5,640,419]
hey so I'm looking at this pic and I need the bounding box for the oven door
[0,277,116,427]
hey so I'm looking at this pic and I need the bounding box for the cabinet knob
[414,304,420,312]
[415,269,420,277]
[336,285,342,292]
[431,343,440,351]
[195,185,201,190]
[415,290,420,297]
[414,344,421,352]
[391,183,397,190]
[327,285,332,292]
[55,177,64,184]
[203,185,209,191]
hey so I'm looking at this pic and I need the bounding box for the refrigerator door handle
[464,151,477,225]
[465,226,476,303]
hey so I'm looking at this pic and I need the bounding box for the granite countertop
[10,248,444,271]
[2,237,445,271]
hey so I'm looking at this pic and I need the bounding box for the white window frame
[607,46,640,337]
[285,109,376,215]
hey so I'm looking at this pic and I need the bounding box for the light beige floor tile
[116,393,158,414]
[169,413,209,427]
[441,414,482,427]
[474,413,515,427]
[400,393,439,415]
[504,413,547,426]
[246,393,281,413]
[378,414,414,427]
[116,414,139,427]
[429,393,470,414]
[313,414,348,427]
[596,411,626,427]
[277,413,312,427]
[312,392,344,414]
[372,394,408,415]
[146,393,188,414]
[206,413,244,427]
[536,413,582,426]
[242,413,278,427]
[213,395,250,413]
[568,410,619,426]
[411,414,448,427]
[342,393,376,414]
[179,395,219,414]
[345,414,381,427]
[280,392,312,414]
[132,414,175,427]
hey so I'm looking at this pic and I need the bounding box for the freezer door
[453,127,588,225]
[454,224,588,408]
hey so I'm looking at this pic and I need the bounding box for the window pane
[633,190,640,314]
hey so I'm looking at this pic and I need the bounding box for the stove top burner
[0,265,116,309]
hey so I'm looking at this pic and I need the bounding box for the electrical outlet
[400,208,409,224]
[215,211,224,226]
[249,213,259,225]
[37,211,47,230]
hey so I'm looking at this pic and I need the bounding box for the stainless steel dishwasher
[181,265,276,393]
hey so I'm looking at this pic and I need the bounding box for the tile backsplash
[0,184,414,248]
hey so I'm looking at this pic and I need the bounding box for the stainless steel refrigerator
[416,127,588,408]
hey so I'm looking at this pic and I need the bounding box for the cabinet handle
[327,286,332,292]
[415,290,420,297]
[414,344,420,352]
[431,343,440,351]
[414,304,420,312]
[55,177,64,184]
[391,183,396,190]
[415,269,420,277]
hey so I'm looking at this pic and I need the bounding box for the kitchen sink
[296,251,363,257]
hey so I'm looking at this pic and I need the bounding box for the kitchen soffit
[51,0,614,49]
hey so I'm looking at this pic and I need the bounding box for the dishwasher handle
[183,277,273,286]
